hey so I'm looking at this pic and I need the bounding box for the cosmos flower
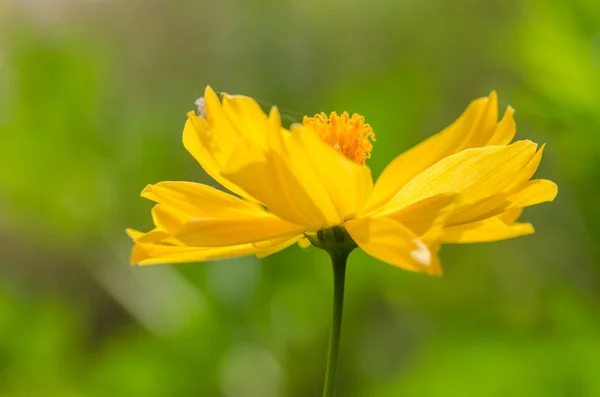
[127,87,557,275]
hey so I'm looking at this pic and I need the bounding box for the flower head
[127,87,557,276]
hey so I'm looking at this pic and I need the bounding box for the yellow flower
[127,87,557,275]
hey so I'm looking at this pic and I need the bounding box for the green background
[0,0,598,396]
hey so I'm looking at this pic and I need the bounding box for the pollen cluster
[303,112,375,165]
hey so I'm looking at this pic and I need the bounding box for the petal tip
[410,239,432,266]
[140,184,156,200]
[547,181,559,201]
[203,86,221,109]
[268,106,281,119]
[126,228,139,240]
[130,244,146,265]
[204,85,216,96]
[525,223,535,235]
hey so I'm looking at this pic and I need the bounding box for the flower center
[303,112,375,165]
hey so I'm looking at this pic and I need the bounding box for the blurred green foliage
[0,0,598,396]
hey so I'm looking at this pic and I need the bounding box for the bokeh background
[1,0,598,396]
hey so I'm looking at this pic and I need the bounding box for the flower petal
[506,179,558,209]
[293,125,373,221]
[377,193,458,237]
[220,109,335,228]
[297,238,312,249]
[452,179,557,226]
[486,106,516,146]
[140,181,304,246]
[255,235,305,259]
[183,87,275,202]
[175,216,304,247]
[141,181,261,219]
[388,140,538,210]
[497,208,523,224]
[345,217,441,275]
[151,204,187,233]
[127,230,302,265]
[130,240,251,266]
[221,93,270,148]
[222,108,368,229]
[441,217,534,243]
[183,115,255,200]
[135,228,173,244]
[439,178,555,242]
[201,86,252,166]
[445,145,553,226]
[366,92,515,211]
[126,228,144,239]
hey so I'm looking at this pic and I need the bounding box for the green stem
[322,251,349,397]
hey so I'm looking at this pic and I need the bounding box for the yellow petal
[130,235,300,265]
[486,106,516,145]
[151,204,188,233]
[175,216,304,247]
[297,238,312,249]
[345,217,441,275]
[141,181,260,219]
[140,180,305,246]
[365,92,514,211]
[505,179,558,209]
[126,228,144,240]
[135,228,172,244]
[293,125,374,221]
[255,235,305,259]
[389,140,537,210]
[131,242,259,266]
[461,91,499,148]
[127,226,184,245]
[446,145,554,226]
[501,143,546,192]
[496,208,523,224]
[183,87,273,203]
[223,157,329,228]
[182,116,256,200]
[221,94,269,149]
[222,109,350,229]
[378,193,457,237]
[441,217,534,243]
[200,86,246,166]
[446,179,555,227]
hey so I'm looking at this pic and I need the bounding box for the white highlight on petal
[195,97,206,119]
[410,239,431,266]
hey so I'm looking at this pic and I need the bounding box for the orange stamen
[303,112,375,165]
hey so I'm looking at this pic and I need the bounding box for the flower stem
[322,251,349,397]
